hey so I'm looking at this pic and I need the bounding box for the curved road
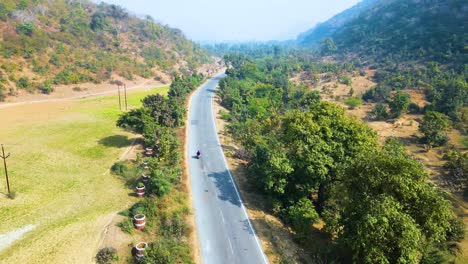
[188,73,268,264]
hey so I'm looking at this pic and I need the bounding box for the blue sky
[97,0,361,42]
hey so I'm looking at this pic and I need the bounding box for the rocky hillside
[299,0,467,66]
[0,0,212,100]
[297,0,390,48]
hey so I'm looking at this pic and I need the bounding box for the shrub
[111,162,127,176]
[16,77,31,89]
[443,149,467,184]
[96,247,118,264]
[0,84,5,101]
[16,22,35,36]
[234,148,250,160]
[117,218,134,234]
[160,213,189,239]
[147,176,171,197]
[219,109,230,120]
[419,111,451,147]
[370,103,389,120]
[39,80,53,94]
[285,198,319,236]
[389,92,410,117]
[138,239,193,264]
[340,76,352,86]
[344,97,362,109]
[408,103,421,114]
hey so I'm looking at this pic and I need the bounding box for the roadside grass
[0,86,168,263]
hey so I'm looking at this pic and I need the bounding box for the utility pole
[124,83,128,111]
[117,83,122,111]
[1,144,11,195]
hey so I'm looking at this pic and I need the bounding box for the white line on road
[219,208,225,224]
[227,238,234,255]
[209,83,269,264]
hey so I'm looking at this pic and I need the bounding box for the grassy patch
[460,136,468,148]
[0,86,167,263]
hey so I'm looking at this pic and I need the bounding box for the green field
[0,86,168,263]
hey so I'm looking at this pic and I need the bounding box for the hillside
[297,0,390,47]
[0,0,212,100]
[299,0,467,66]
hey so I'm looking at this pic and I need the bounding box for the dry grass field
[0,86,168,263]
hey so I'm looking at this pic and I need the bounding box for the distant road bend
[188,73,269,264]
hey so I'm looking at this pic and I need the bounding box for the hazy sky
[98,0,362,42]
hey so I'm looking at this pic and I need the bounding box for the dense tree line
[218,54,464,263]
[115,74,204,263]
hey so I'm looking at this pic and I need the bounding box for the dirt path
[0,80,166,110]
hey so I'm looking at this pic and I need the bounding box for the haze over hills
[0,0,211,100]
[298,0,467,65]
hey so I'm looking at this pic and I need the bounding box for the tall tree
[328,140,453,263]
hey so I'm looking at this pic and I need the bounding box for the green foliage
[389,91,410,117]
[344,97,362,109]
[16,22,35,36]
[362,85,392,103]
[320,38,337,55]
[160,212,189,239]
[443,149,467,187]
[330,142,454,263]
[305,0,466,66]
[39,80,53,94]
[137,239,193,264]
[217,52,460,262]
[0,0,210,96]
[285,198,319,236]
[419,111,451,147]
[370,103,388,120]
[147,170,172,197]
[0,84,5,102]
[111,162,128,176]
[15,76,31,89]
[116,108,150,134]
[117,218,134,234]
[90,12,109,31]
[96,247,118,264]
[340,75,352,86]
[431,77,468,121]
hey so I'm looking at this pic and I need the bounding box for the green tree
[16,22,35,36]
[276,103,376,212]
[419,111,451,147]
[330,142,453,263]
[320,38,337,55]
[389,91,410,117]
[90,12,108,31]
[432,77,468,121]
[443,149,467,186]
[370,103,389,120]
[116,108,151,134]
[285,198,319,236]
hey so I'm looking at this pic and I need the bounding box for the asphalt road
[188,73,269,264]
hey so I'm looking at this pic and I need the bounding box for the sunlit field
[0,86,168,263]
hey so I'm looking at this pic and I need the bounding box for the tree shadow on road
[207,170,241,207]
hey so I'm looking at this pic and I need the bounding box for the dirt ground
[0,59,223,108]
